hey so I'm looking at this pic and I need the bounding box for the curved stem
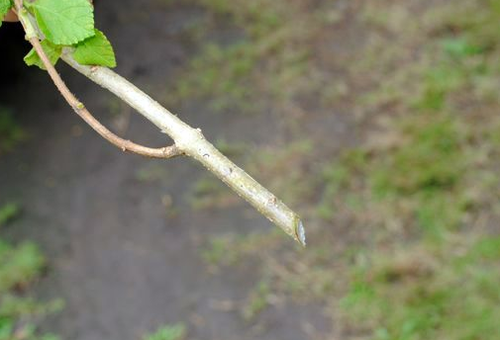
[15,0,181,159]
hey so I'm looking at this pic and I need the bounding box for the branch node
[160,145,182,158]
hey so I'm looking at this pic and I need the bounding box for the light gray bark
[62,54,306,246]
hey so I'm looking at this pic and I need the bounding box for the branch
[62,54,306,246]
[14,2,181,159]
[15,0,306,246]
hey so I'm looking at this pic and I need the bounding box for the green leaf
[0,0,13,28]
[28,0,94,45]
[73,29,116,67]
[24,40,62,70]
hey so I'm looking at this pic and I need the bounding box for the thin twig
[14,0,181,159]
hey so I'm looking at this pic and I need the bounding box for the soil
[0,1,342,339]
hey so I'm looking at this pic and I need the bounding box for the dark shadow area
[0,22,31,89]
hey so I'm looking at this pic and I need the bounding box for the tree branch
[14,0,305,246]
[14,1,181,159]
[62,54,306,246]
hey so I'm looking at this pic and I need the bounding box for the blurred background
[1,0,500,339]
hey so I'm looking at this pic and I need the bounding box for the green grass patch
[370,113,471,237]
[0,241,45,292]
[319,0,500,238]
[0,107,26,154]
[0,204,21,227]
[142,323,186,340]
[167,0,321,112]
[318,111,474,238]
[342,237,500,340]
[174,1,500,339]
[0,239,61,340]
[201,230,283,268]
[196,0,285,38]
[329,1,500,338]
[317,149,368,220]
[242,280,271,321]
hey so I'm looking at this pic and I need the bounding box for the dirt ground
[0,1,336,339]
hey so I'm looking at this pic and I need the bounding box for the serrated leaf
[73,29,116,67]
[28,0,94,45]
[24,40,62,70]
[0,0,13,28]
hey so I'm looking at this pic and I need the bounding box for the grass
[142,324,186,340]
[342,237,500,340]
[365,112,473,239]
[0,107,26,154]
[317,149,366,220]
[2,0,497,339]
[194,0,500,339]
[323,0,500,239]
[0,203,20,227]
[0,238,61,340]
[165,0,324,113]
[324,1,500,338]
[0,241,45,292]
[201,229,286,268]
[242,280,271,321]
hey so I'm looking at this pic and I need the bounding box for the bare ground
[0,1,347,339]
